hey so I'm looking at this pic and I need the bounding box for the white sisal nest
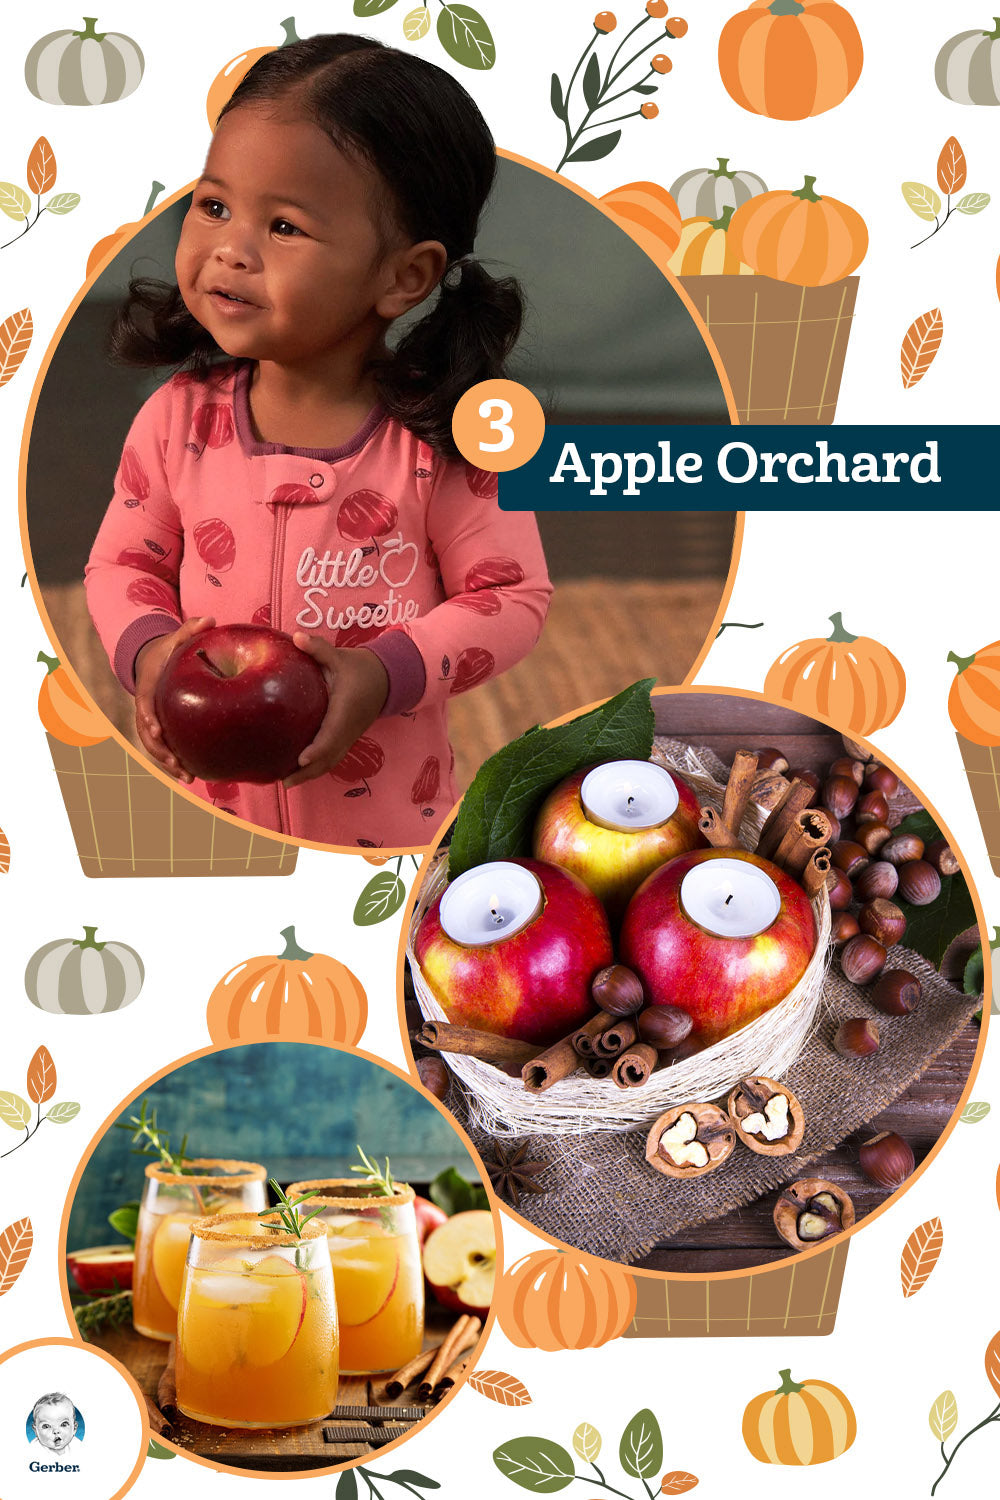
[407,740,832,1137]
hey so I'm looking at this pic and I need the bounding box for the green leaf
[403,6,431,39]
[891,809,941,842]
[961,1101,991,1123]
[336,1471,359,1500]
[582,53,601,109]
[956,192,990,215]
[572,1423,601,1463]
[896,873,976,968]
[46,1101,81,1124]
[566,130,621,164]
[386,1474,441,1490]
[45,193,80,215]
[0,184,30,222]
[0,1092,31,1130]
[929,1390,958,1443]
[493,1437,575,1492]
[964,946,984,996]
[353,871,406,926]
[902,182,941,221]
[429,1165,488,1215]
[437,5,496,70]
[146,1438,175,1459]
[108,1202,140,1242]
[550,72,566,121]
[620,1409,663,1480]
[354,0,399,14]
[449,678,655,876]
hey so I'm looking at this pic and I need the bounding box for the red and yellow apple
[532,764,705,921]
[619,848,816,1045]
[413,858,612,1045]
[422,1210,495,1319]
[66,1245,134,1293]
[413,1195,448,1247]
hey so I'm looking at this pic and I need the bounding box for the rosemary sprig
[260,1178,329,1239]
[115,1098,190,1173]
[351,1145,397,1198]
[73,1289,132,1340]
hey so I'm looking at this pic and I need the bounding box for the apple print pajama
[85,361,552,846]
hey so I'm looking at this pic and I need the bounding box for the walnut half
[645,1101,736,1180]
[728,1076,805,1157]
[773,1177,855,1251]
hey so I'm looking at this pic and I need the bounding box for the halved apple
[66,1245,134,1293]
[422,1210,495,1319]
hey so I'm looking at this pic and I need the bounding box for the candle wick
[725,894,733,906]
[626,795,635,807]
[490,907,504,926]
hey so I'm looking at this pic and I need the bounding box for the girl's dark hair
[110,33,523,457]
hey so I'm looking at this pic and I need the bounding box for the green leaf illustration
[620,1409,663,1480]
[108,1202,140,1243]
[386,1474,441,1491]
[146,1438,175,1459]
[960,1101,991,1123]
[929,1390,958,1443]
[902,182,942,221]
[582,53,601,109]
[404,6,431,39]
[0,1093,31,1130]
[46,1101,80,1124]
[566,131,621,164]
[45,193,80,215]
[956,192,990,215]
[353,870,406,926]
[494,1437,575,1492]
[337,1472,359,1500]
[0,184,30,222]
[635,83,658,94]
[437,4,496,69]
[550,72,566,121]
[354,0,399,13]
[572,1423,601,1463]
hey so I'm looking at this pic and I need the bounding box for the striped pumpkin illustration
[496,1249,637,1351]
[728,176,868,286]
[936,20,1000,105]
[669,208,753,275]
[25,17,145,106]
[743,1368,857,1465]
[670,157,768,219]
[25,927,145,1014]
[718,0,863,120]
[37,651,108,747]
[600,182,683,269]
[206,926,368,1045]
[764,611,905,736]
[947,641,1000,745]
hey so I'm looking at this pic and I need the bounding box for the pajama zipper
[270,503,292,836]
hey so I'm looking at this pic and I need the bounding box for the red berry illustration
[465,464,498,500]
[449,647,495,694]
[330,736,385,796]
[125,577,178,614]
[338,490,398,541]
[205,779,240,802]
[336,622,384,650]
[465,557,525,591]
[251,604,271,625]
[188,402,234,458]
[269,482,316,507]
[116,548,173,582]
[411,755,441,808]
[454,591,502,616]
[194,518,236,578]
[120,445,150,503]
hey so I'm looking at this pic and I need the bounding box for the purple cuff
[115,614,180,693]
[367,630,426,718]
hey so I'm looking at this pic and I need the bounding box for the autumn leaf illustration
[573,1423,601,1463]
[26,1045,56,1105]
[661,1476,699,1495]
[901,1217,943,1297]
[986,1330,1000,1398]
[961,1101,990,1123]
[0,1217,33,1295]
[929,1391,958,1444]
[0,825,9,873]
[0,309,32,388]
[901,310,943,388]
[27,137,56,195]
[938,137,967,195]
[469,1369,533,1406]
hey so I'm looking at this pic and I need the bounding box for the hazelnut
[881,832,925,866]
[865,763,899,796]
[833,1017,880,1057]
[831,840,870,878]
[859,897,907,947]
[858,1130,914,1190]
[756,747,789,775]
[830,756,865,786]
[823,775,859,819]
[637,1004,693,1050]
[592,964,644,1016]
[855,821,892,857]
[925,838,960,877]
[663,1033,707,1065]
[872,968,922,1016]
[855,860,898,902]
[827,867,854,911]
[416,1055,450,1100]
[831,911,860,948]
[773,1177,855,1249]
[787,768,821,800]
[855,790,889,825]
[840,933,887,985]
[897,859,942,906]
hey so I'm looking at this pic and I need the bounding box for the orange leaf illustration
[26,1045,56,1105]
[901,309,943,389]
[27,137,56,195]
[901,1217,943,1297]
[937,136,967,196]
[0,825,9,874]
[986,1330,1000,1398]
[468,1368,532,1406]
[661,1476,699,1495]
[0,1218,33,1296]
[0,309,32,390]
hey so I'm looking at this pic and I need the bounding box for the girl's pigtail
[108,278,219,371]
[377,260,525,459]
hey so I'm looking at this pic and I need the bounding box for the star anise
[482,1140,548,1207]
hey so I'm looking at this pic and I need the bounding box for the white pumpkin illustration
[25,926,144,1014]
[25,17,145,107]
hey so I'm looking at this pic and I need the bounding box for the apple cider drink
[287,1180,424,1374]
[132,1160,267,1341]
[175,1212,338,1428]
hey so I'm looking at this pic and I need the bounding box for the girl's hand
[133,616,216,782]
[284,635,389,789]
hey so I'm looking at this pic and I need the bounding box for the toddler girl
[85,32,551,848]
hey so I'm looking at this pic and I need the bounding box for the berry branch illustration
[903,136,989,250]
[0,138,79,251]
[0,1045,79,1159]
[928,1330,1000,1494]
[335,1464,441,1498]
[551,3,688,170]
[355,854,422,926]
[494,1409,697,1496]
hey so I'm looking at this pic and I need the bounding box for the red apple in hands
[619,848,816,1045]
[533,764,705,922]
[153,623,328,783]
[66,1245,134,1293]
[413,1195,448,1247]
[422,1210,495,1319]
[413,858,612,1046]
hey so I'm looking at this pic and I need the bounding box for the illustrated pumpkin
[668,208,753,275]
[600,182,683,270]
[86,181,164,277]
[25,17,145,106]
[743,1368,857,1465]
[496,1249,637,1351]
[947,642,1000,746]
[206,926,368,1044]
[718,0,863,120]
[25,927,145,1014]
[936,20,1000,105]
[206,17,301,128]
[670,157,768,219]
[37,651,109,747]
[764,612,906,736]
[728,176,868,286]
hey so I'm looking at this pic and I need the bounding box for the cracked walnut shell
[645,1101,736,1179]
[773,1177,855,1250]
[728,1076,805,1157]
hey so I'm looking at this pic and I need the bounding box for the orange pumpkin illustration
[37,651,109,747]
[669,207,753,275]
[719,0,863,120]
[728,176,868,287]
[86,181,164,277]
[600,182,683,270]
[496,1249,636,1351]
[206,926,367,1045]
[206,17,301,129]
[763,613,905,736]
[743,1367,857,1465]
[948,642,1000,746]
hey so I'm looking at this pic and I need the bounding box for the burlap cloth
[418,738,981,1265]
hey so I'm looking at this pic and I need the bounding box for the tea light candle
[580,760,679,832]
[439,862,543,947]
[680,858,781,939]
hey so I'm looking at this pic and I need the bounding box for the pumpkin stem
[768,0,805,14]
[794,175,822,203]
[74,926,106,952]
[143,181,165,217]
[74,18,107,41]
[986,18,1000,39]
[991,926,1000,949]
[715,157,734,178]
[277,925,313,962]
[37,650,60,676]
[827,612,858,644]
[279,17,301,45]
[712,204,736,232]
[947,649,977,676]
[776,1368,806,1395]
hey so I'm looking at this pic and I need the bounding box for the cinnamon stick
[585,1055,614,1079]
[774,809,832,876]
[722,749,759,837]
[157,1344,177,1418]
[417,1315,481,1401]
[595,1017,638,1055]
[416,1021,540,1068]
[523,1025,591,1092]
[803,847,833,899]
[143,1393,171,1436]
[757,778,817,859]
[571,1012,617,1057]
[375,1344,439,1402]
[611,1043,659,1088]
[699,805,741,849]
[432,1356,470,1403]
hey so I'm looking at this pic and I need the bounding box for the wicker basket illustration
[681,274,858,425]
[955,733,1000,878]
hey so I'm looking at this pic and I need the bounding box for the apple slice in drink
[151,1212,199,1308]
[243,1256,309,1365]
[325,1219,400,1326]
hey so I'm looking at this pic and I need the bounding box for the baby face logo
[27,1392,85,1468]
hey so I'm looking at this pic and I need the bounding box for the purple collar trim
[232,361,387,460]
